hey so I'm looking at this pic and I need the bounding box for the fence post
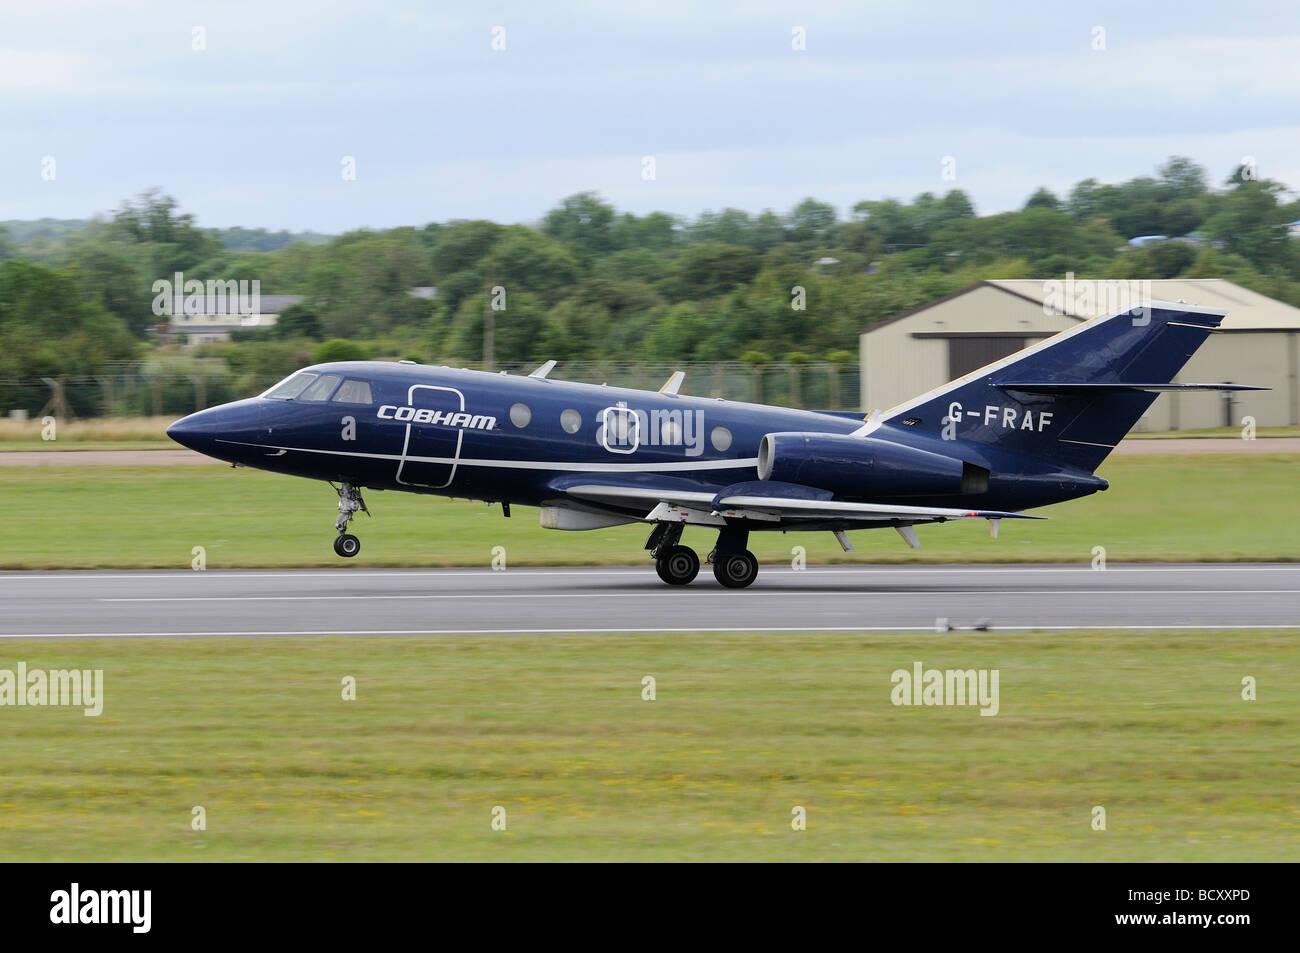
[98,375,115,417]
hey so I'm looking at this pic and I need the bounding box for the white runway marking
[99,588,1300,603]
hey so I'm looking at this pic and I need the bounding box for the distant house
[165,294,303,346]
[1127,235,1168,247]
[1289,220,1300,239]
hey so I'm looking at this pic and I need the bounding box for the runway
[2,564,1298,637]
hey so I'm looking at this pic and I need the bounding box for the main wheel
[655,545,700,586]
[713,549,759,589]
[334,533,360,558]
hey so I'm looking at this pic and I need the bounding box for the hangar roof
[864,279,1300,334]
[985,278,1300,330]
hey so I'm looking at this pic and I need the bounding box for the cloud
[0,47,99,92]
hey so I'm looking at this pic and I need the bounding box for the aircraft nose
[166,407,225,455]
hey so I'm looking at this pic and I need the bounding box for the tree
[660,244,762,302]
[273,303,323,339]
[314,339,368,363]
[490,227,580,305]
[787,198,836,243]
[1024,187,1061,211]
[0,260,139,398]
[1157,156,1208,199]
[542,193,616,257]
[106,190,222,275]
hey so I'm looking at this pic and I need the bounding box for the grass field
[6,453,1298,568]
[0,629,1294,861]
[0,416,173,446]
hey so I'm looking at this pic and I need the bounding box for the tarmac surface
[2,564,1297,637]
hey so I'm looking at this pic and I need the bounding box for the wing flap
[713,493,1041,523]
[563,482,1038,525]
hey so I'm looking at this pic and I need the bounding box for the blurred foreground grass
[0,630,1294,861]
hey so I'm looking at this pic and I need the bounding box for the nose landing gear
[332,481,369,558]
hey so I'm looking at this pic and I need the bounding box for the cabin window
[710,426,733,451]
[660,415,683,446]
[299,374,343,402]
[263,372,318,400]
[331,379,373,404]
[560,408,582,434]
[509,402,532,428]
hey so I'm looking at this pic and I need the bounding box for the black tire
[655,545,700,586]
[713,549,758,589]
[334,533,361,558]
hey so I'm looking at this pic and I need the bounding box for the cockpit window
[298,374,343,402]
[263,372,318,400]
[331,379,373,404]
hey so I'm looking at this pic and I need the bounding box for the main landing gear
[708,526,758,589]
[332,481,369,558]
[646,523,759,588]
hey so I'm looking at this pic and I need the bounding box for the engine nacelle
[757,432,966,497]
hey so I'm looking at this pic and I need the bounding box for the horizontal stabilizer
[996,381,1267,395]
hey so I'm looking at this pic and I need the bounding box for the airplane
[167,301,1261,588]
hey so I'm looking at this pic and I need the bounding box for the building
[165,294,304,346]
[860,279,1300,431]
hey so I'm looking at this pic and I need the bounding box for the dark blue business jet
[168,301,1258,588]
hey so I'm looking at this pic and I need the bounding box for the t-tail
[877,301,1265,473]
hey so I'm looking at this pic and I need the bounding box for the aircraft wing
[560,481,1038,526]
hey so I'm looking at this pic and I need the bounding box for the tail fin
[879,301,1262,472]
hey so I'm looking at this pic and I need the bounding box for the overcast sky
[3,0,1299,232]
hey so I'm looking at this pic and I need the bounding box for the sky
[3,0,1299,232]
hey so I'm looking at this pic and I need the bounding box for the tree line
[1,157,1297,411]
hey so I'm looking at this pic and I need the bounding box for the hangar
[859,278,1300,431]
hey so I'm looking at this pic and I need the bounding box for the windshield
[299,374,342,401]
[263,372,318,400]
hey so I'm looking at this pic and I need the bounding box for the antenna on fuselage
[850,409,883,437]
[659,370,685,395]
[528,360,557,379]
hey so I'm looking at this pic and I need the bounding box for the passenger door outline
[396,384,465,489]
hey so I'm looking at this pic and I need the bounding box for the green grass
[0,441,174,452]
[0,630,1295,861]
[0,416,171,445]
[5,454,1298,568]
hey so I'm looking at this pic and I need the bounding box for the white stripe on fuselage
[216,438,759,473]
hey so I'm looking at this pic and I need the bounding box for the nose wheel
[331,481,369,558]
